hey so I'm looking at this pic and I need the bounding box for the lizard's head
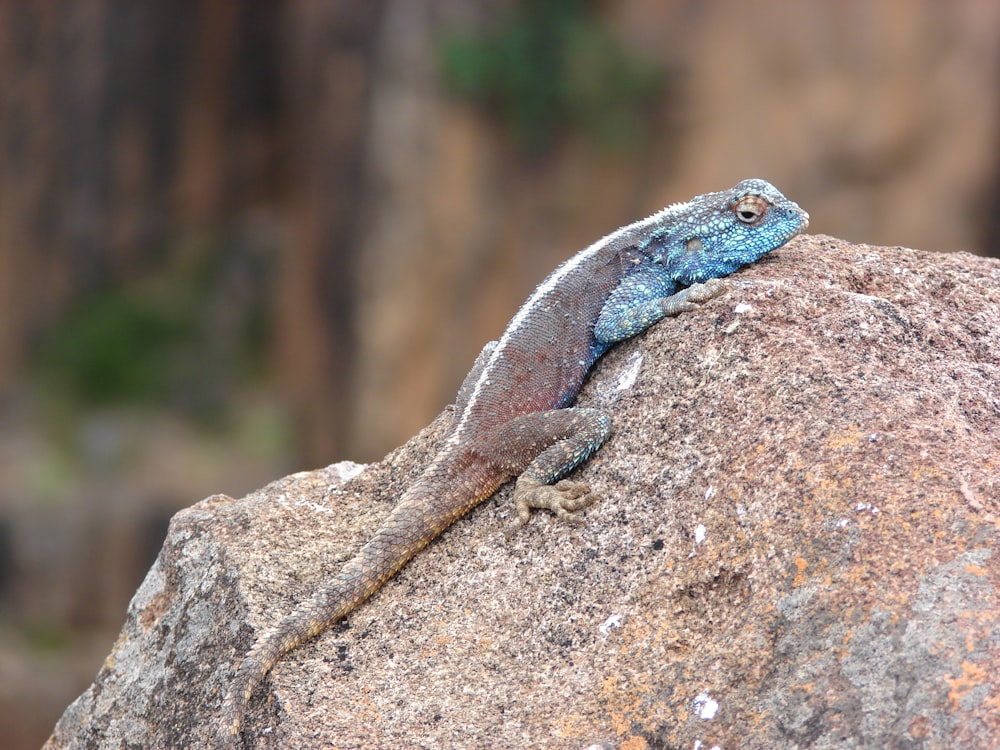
[658,178,809,285]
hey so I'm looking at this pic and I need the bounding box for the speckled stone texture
[46,235,999,749]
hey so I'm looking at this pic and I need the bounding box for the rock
[45,235,1000,749]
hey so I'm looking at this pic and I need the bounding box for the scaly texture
[217,179,809,747]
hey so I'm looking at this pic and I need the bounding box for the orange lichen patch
[963,563,987,577]
[792,557,809,587]
[138,587,171,631]
[620,735,651,750]
[912,465,951,484]
[907,714,931,739]
[788,681,815,698]
[803,473,856,505]
[945,660,988,710]
[983,692,1000,717]
[612,614,655,655]
[597,671,673,738]
[550,710,606,742]
[826,427,866,450]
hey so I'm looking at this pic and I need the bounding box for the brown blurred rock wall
[2,3,1000,748]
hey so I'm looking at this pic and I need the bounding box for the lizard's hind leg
[492,406,613,537]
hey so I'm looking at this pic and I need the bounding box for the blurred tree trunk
[0,0,389,464]
[278,1,385,465]
[0,1,281,398]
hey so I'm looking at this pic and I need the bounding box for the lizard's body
[218,179,808,746]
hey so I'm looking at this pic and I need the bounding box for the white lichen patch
[693,691,719,720]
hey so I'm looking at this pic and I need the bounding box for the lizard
[216,178,809,747]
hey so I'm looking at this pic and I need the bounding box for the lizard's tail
[215,558,382,748]
[215,470,499,748]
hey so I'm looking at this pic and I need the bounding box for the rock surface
[46,235,999,749]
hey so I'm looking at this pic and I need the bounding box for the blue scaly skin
[217,178,808,746]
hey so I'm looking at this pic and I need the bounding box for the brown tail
[215,471,498,747]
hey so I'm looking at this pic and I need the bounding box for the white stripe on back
[444,200,690,447]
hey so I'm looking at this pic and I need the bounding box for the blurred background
[1,1,998,747]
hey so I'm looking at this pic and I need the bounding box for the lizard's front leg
[594,276,730,344]
[490,407,613,537]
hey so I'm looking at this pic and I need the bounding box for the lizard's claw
[661,278,731,316]
[504,477,600,539]
[686,277,730,303]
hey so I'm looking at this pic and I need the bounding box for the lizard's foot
[504,476,600,539]
[661,277,731,316]
[687,277,730,302]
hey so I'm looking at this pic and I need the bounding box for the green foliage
[20,618,71,656]
[34,286,196,405]
[439,0,666,154]
[31,239,272,416]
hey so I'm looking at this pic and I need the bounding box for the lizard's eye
[734,196,767,224]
